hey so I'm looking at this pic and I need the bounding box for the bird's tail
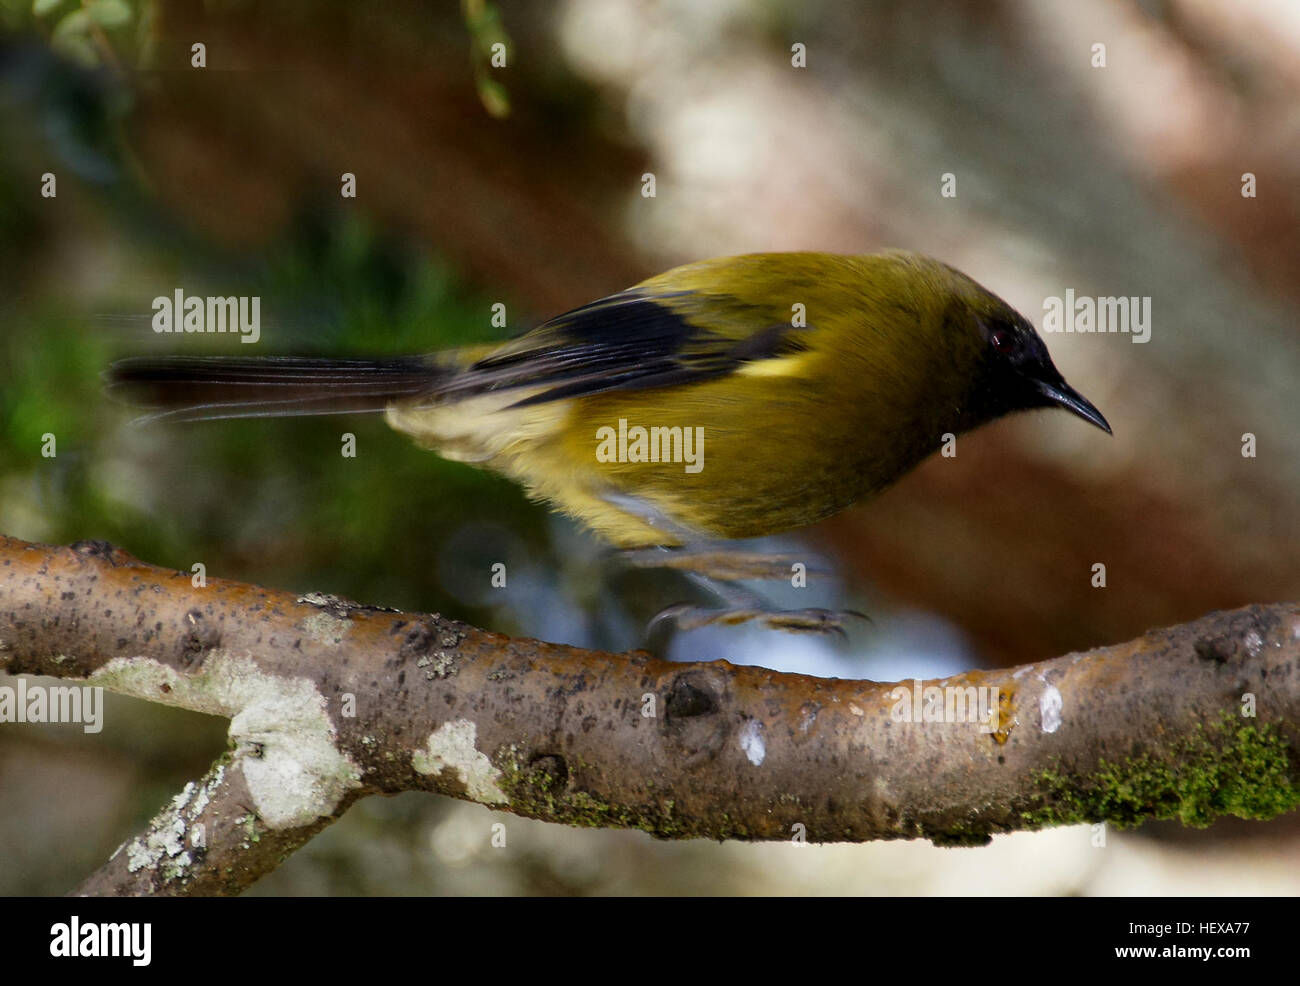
[105,354,453,423]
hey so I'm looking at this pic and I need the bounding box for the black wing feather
[106,291,811,422]
[443,291,808,407]
[106,355,444,422]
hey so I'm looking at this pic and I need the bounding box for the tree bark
[0,534,1295,896]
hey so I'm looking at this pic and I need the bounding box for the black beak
[1031,375,1112,434]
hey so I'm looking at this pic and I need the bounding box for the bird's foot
[647,602,870,639]
[620,546,829,583]
[618,539,862,639]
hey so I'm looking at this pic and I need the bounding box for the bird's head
[864,251,1110,437]
[971,303,1110,433]
[945,281,1111,436]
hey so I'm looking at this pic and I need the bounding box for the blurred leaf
[461,0,511,119]
[51,6,88,37]
[50,10,98,67]
[477,77,509,119]
[33,0,66,17]
[87,0,130,28]
[50,29,96,68]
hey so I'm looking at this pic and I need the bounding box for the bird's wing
[438,289,813,408]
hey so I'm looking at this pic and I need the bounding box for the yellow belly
[385,364,909,548]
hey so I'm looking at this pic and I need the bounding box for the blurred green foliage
[0,218,557,625]
[14,0,151,69]
[462,0,511,118]
[0,40,560,634]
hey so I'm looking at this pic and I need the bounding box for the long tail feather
[106,355,447,423]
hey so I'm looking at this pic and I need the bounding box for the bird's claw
[648,603,870,639]
[620,547,831,583]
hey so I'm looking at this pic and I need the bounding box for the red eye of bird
[990,327,1017,353]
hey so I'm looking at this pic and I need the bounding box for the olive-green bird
[109,251,1109,625]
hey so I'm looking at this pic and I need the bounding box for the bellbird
[109,250,1109,621]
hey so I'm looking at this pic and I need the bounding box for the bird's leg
[602,492,827,580]
[620,544,827,582]
[599,492,868,637]
[645,570,869,639]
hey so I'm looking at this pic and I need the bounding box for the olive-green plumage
[109,250,1110,548]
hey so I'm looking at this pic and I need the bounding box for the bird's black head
[967,307,1111,434]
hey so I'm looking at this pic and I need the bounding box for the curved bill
[1033,377,1112,434]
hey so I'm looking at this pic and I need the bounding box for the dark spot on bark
[549,678,589,700]
[662,672,728,766]
[399,621,438,660]
[179,609,220,667]
[527,754,569,792]
[71,539,117,561]
[60,591,75,600]
[666,675,717,719]
[1195,637,1233,663]
[931,828,993,848]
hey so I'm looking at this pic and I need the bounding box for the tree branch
[1,534,1296,896]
